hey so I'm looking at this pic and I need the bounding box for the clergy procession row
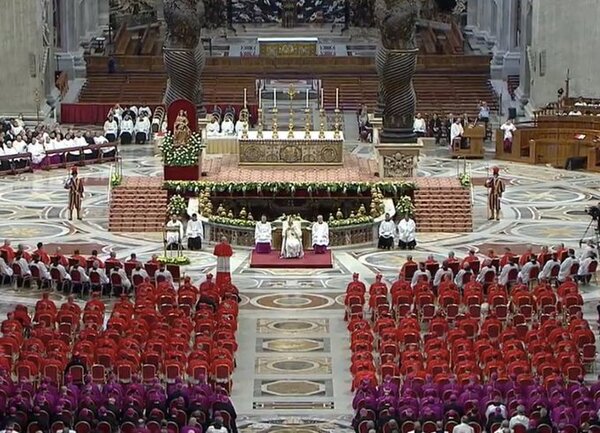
[396,243,598,291]
[103,103,153,144]
[0,240,176,294]
[0,119,116,171]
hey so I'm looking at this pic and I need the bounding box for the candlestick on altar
[271,106,279,139]
[273,88,277,108]
[304,107,311,140]
[244,88,247,108]
[335,88,339,109]
[259,90,262,109]
[241,109,249,140]
[287,83,297,139]
[306,89,309,108]
[333,107,341,139]
[257,108,264,139]
[320,88,324,109]
[318,108,326,139]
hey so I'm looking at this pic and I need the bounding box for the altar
[258,37,318,57]
[238,130,344,165]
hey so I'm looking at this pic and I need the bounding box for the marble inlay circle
[502,188,585,204]
[509,222,589,241]
[251,293,334,310]
[269,359,318,372]
[264,338,323,352]
[0,222,70,239]
[270,320,318,332]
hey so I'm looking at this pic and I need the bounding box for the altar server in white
[28,137,46,166]
[281,215,303,259]
[312,215,329,254]
[254,215,273,254]
[119,114,134,144]
[104,115,119,142]
[166,215,184,250]
[221,114,235,136]
[186,213,204,250]
[378,213,396,250]
[206,116,220,136]
[398,214,416,250]
[135,113,151,144]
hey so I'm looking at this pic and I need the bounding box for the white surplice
[254,221,272,245]
[378,220,396,239]
[206,121,220,136]
[281,220,303,258]
[398,218,416,243]
[166,220,184,244]
[186,219,204,240]
[311,221,329,247]
[221,119,235,135]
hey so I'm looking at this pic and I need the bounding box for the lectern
[452,125,485,159]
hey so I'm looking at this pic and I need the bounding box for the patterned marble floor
[2,135,600,428]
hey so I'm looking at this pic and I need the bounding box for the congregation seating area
[0,273,239,433]
[346,244,598,433]
[78,73,167,105]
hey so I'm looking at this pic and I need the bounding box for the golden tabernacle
[258,37,318,57]
[238,131,344,165]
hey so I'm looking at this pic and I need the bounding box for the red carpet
[250,250,333,268]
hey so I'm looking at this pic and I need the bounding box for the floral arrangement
[458,172,472,188]
[110,172,122,187]
[159,132,204,167]
[209,215,257,228]
[158,255,191,265]
[329,215,374,228]
[164,180,416,195]
[395,195,414,217]
[167,194,188,216]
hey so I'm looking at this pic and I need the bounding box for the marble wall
[0,0,50,116]
[525,0,600,105]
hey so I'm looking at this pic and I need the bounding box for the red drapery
[61,103,164,125]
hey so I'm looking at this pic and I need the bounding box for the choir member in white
[578,252,597,283]
[558,249,578,282]
[311,215,329,254]
[433,261,453,288]
[134,113,151,144]
[104,115,119,142]
[254,215,273,254]
[398,214,416,250]
[281,215,303,259]
[378,213,396,249]
[517,256,540,284]
[450,117,464,148]
[186,213,204,250]
[119,114,134,144]
[206,116,221,137]
[28,137,46,166]
[539,253,560,280]
[413,113,427,137]
[110,263,132,292]
[221,114,235,136]
[166,215,184,250]
[411,262,431,288]
[476,259,496,284]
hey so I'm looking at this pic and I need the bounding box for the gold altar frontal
[257,37,318,57]
[238,131,344,166]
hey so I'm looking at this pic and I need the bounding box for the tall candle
[273,88,277,108]
[259,90,262,109]
[336,88,339,109]
[244,88,247,107]
[306,89,309,108]
[320,88,324,109]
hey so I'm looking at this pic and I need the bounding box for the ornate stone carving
[382,152,416,177]
[163,0,206,110]
[374,0,421,143]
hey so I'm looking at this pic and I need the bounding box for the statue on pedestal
[173,110,192,146]
[163,0,206,112]
[374,0,420,143]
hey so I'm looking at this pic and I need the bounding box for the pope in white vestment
[281,216,303,258]
[398,215,416,250]
[166,215,184,249]
[311,215,329,254]
[254,216,273,254]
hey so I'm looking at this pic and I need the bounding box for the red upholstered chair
[75,422,92,433]
[121,423,136,433]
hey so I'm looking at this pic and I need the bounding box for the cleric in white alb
[311,215,329,254]
[186,213,204,251]
[398,214,416,250]
[254,215,273,254]
[166,215,184,250]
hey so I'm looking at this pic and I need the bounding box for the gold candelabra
[257,108,264,138]
[241,109,249,139]
[333,108,341,139]
[287,84,297,139]
[271,107,279,139]
[304,108,311,139]
[318,108,326,139]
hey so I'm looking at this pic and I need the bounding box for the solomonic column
[374,0,419,143]
[163,0,206,114]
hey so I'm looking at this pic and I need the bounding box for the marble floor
[2,137,600,430]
